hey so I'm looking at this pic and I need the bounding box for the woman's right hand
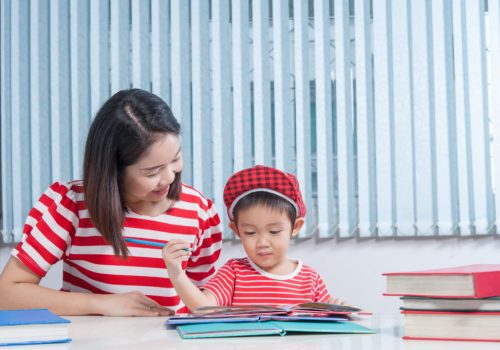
[94,291,173,317]
[161,239,191,278]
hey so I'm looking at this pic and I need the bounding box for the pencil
[125,238,190,251]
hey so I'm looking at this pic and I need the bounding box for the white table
[7,314,500,350]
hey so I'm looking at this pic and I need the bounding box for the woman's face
[122,133,183,207]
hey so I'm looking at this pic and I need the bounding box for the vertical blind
[1,0,499,242]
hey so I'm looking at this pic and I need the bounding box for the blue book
[166,314,350,329]
[167,315,261,328]
[176,320,375,339]
[0,309,71,346]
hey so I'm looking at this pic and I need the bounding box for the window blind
[1,0,498,242]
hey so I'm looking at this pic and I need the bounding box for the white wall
[220,237,500,313]
[2,237,499,313]
[0,245,63,289]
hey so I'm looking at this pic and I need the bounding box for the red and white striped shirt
[202,257,332,306]
[12,181,222,312]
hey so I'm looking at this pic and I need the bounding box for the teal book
[0,309,71,346]
[176,320,375,339]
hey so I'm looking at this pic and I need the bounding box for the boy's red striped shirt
[13,181,222,312]
[201,257,332,306]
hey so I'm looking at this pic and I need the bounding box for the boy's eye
[270,230,282,235]
[244,231,256,236]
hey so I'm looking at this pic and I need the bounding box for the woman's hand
[161,239,191,278]
[0,258,172,316]
[93,291,173,317]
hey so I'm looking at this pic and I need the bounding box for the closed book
[402,310,500,342]
[383,264,500,298]
[176,320,375,339]
[0,309,71,346]
[401,296,500,312]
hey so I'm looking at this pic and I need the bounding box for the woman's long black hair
[83,89,181,257]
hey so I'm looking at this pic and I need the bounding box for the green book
[176,320,375,339]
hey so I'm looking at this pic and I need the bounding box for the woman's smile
[152,185,170,197]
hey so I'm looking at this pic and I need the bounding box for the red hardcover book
[383,264,500,298]
[401,310,500,342]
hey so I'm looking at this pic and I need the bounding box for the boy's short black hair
[232,191,297,225]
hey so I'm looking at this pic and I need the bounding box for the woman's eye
[146,172,159,178]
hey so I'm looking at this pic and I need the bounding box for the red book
[383,264,500,298]
[401,310,500,342]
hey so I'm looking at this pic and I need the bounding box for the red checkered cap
[223,165,306,220]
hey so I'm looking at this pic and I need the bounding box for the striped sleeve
[12,182,79,277]
[185,198,222,285]
[200,259,236,306]
[313,272,332,303]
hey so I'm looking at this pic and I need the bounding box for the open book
[167,302,364,328]
[193,302,361,317]
[176,320,375,339]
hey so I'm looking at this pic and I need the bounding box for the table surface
[4,313,500,350]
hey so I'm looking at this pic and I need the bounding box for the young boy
[163,165,344,311]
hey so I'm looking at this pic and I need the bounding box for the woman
[0,89,222,316]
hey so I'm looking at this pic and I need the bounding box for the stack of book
[166,302,375,339]
[0,308,71,346]
[383,264,500,342]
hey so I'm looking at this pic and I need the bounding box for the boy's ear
[291,217,305,238]
[228,221,240,237]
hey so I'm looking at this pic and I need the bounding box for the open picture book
[167,302,367,328]
[192,302,361,317]
[175,320,375,339]
[167,302,374,339]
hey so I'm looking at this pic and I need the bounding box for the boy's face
[230,204,304,275]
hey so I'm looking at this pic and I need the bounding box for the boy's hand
[328,297,348,306]
[162,239,191,278]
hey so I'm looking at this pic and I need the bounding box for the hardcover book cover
[0,309,71,346]
[176,320,375,339]
[383,264,500,298]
